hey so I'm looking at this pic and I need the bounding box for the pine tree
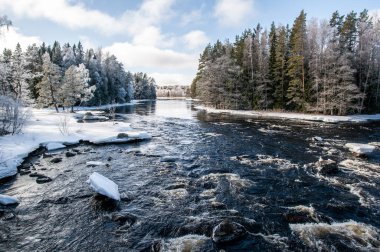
[75,41,84,65]
[51,41,63,67]
[273,26,289,109]
[25,44,43,100]
[269,22,277,89]
[286,10,308,111]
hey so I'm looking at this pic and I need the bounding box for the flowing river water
[1,100,380,251]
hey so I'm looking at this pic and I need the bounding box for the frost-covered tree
[11,43,33,105]
[25,43,43,100]
[133,72,157,100]
[255,29,272,110]
[75,41,84,65]
[0,15,11,30]
[36,52,62,112]
[51,41,62,67]
[62,43,76,70]
[61,63,94,112]
[0,49,12,97]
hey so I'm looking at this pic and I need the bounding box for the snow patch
[87,172,120,201]
[0,108,151,180]
[0,194,19,205]
[43,142,66,151]
[195,105,380,123]
[345,143,376,156]
[86,161,105,166]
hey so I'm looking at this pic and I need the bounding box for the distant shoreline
[194,105,380,124]
[156,97,188,100]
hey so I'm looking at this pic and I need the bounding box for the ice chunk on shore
[86,161,105,166]
[44,142,66,151]
[345,143,376,156]
[0,194,19,205]
[87,172,120,201]
[92,131,151,144]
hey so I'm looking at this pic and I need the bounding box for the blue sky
[0,0,379,85]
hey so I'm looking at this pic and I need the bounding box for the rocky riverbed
[1,100,380,251]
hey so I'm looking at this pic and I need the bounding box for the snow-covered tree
[62,43,76,70]
[60,63,93,112]
[11,43,33,105]
[0,49,12,97]
[36,52,62,112]
[25,43,43,100]
[133,72,157,100]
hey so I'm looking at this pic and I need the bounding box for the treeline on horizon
[0,39,157,112]
[191,9,380,115]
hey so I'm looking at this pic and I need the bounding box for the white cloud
[0,27,41,51]
[104,42,198,86]
[0,0,121,35]
[214,0,254,27]
[0,0,175,38]
[104,42,197,70]
[150,72,194,86]
[182,30,209,50]
[132,26,174,48]
[180,9,203,26]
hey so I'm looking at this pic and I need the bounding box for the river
[1,100,380,251]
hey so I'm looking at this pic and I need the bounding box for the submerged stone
[212,220,247,244]
[50,157,62,163]
[316,158,339,175]
[65,151,76,157]
[36,176,52,184]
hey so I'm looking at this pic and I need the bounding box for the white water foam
[290,221,380,251]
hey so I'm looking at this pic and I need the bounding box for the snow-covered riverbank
[194,105,380,123]
[0,108,151,180]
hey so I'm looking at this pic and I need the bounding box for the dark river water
[1,100,380,251]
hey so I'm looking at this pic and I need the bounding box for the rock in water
[36,176,52,184]
[50,157,62,163]
[212,220,247,244]
[0,194,19,205]
[160,156,179,162]
[117,133,129,139]
[316,158,339,175]
[87,172,120,201]
[65,151,76,157]
[313,136,323,142]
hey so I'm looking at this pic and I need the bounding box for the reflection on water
[115,100,194,119]
[1,100,380,251]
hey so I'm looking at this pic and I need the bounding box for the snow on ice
[86,161,105,166]
[87,172,120,201]
[0,107,150,180]
[345,143,376,156]
[0,194,19,205]
[44,142,67,151]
